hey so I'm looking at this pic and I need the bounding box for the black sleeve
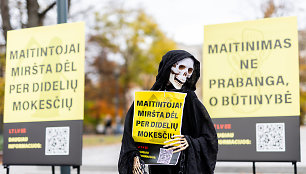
[184,98,218,174]
[118,103,140,174]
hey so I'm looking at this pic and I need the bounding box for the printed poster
[133,91,186,165]
[203,17,300,161]
[3,22,85,165]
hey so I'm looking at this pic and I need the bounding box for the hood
[151,50,200,91]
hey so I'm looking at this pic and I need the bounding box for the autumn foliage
[83,6,177,132]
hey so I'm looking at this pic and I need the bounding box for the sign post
[57,0,68,24]
[57,0,70,173]
[203,17,300,171]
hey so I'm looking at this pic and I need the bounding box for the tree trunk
[26,0,40,27]
[0,0,12,41]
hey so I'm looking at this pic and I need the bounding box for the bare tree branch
[68,0,71,12]
[39,1,56,19]
[262,0,276,18]
[0,0,13,41]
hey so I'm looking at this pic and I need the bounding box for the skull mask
[169,58,194,89]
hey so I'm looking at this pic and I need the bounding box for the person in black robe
[118,50,218,174]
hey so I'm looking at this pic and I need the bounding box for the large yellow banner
[203,17,299,118]
[4,22,85,123]
[132,91,186,145]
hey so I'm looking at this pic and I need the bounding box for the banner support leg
[4,165,9,174]
[77,166,80,174]
[60,166,70,174]
[73,166,80,174]
[252,162,256,174]
[292,162,297,174]
[52,165,55,174]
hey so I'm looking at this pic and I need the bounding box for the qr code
[45,127,70,155]
[256,123,285,152]
[157,148,173,164]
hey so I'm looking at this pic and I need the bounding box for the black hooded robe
[118,50,218,174]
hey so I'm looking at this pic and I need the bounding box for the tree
[87,5,177,126]
[260,0,306,124]
[261,0,287,18]
[83,50,121,132]
[0,0,57,42]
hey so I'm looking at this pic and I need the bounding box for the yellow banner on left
[4,22,85,123]
[132,91,187,145]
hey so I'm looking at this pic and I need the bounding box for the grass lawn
[83,134,122,147]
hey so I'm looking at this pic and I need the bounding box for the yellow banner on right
[203,17,299,118]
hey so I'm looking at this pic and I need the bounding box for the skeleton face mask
[169,58,194,89]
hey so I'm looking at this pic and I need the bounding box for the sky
[124,0,263,45]
[69,0,306,45]
[2,0,305,46]
[127,0,306,45]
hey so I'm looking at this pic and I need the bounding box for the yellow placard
[203,17,299,118]
[132,91,187,145]
[4,22,85,123]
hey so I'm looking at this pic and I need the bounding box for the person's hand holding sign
[163,135,189,153]
[133,156,143,174]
